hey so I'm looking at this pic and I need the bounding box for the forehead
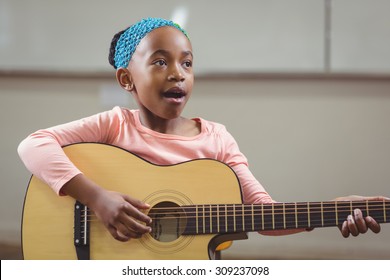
[133,26,192,58]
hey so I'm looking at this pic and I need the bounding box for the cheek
[187,77,194,91]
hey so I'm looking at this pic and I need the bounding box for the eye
[153,59,166,66]
[183,60,192,68]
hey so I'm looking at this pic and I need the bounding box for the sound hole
[148,201,187,242]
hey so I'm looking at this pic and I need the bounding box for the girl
[18,17,387,244]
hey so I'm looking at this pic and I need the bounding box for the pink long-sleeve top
[18,106,273,204]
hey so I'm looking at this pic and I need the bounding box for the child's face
[127,26,194,120]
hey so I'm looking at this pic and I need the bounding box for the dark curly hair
[108,28,127,69]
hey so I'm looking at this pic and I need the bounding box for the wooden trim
[1,69,390,81]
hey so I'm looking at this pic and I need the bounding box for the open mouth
[163,88,186,101]
[164,91,185,98]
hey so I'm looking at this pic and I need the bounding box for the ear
[116,68,134,92]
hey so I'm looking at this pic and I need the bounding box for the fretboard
[181,200,389,235]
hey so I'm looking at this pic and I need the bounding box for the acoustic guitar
[22,143,389,260]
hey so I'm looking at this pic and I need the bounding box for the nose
[168,64,185,82]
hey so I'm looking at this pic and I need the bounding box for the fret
[350,200,353,215]
[242,205,245,232]
[335,201,339,226]
[368,201,386,223]
[284,203,297,229]
[322,202,336,227]
[309,202,323,228]
[355,201,367,217]
[262,204,273,231]
[196,205,199,234]
[217,204,226,234]
[253,204,263,232]
[202,205,206,234]
[217,205,220,233]
[225,205,228,232]
[296,203,308,228]
[233,204,236,232]
[226,204,235,233]
[366,200,370,217]
[209,205,212,233]
[307,202,311,228]
[295,202,298,228]
[320,201,324,227]
[273,204,285,230]
[243,205,253,232]
[271,203,275,230]
[251,204,254,231]
[384,200,387,222]
[202,205,210,234]
[283,203,286,229]
[337,202,352,225]
[211,205,218,234]
[261,204,265,230]
[233,204,243,232]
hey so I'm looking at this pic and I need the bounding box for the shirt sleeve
[217,126,274,204]
[17,108,123,195]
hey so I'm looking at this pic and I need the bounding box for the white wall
[1,0,390,73]
[1,74,389,259]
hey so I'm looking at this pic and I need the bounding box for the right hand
[89,189,152,241]
[61,174,152,242]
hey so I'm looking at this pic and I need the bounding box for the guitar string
[80,202,389,220]
[82,211,387,222]
[80,201,389,221]
[80,200,389,213]
[146,201,389,215]
[79,203,388,232]
[79,214,387,234]
[80,205,388,228]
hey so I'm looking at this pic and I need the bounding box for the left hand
[333,195,390,238]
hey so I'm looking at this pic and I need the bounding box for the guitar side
[22,143,245,260]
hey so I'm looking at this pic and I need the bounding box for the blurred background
[1,0,389,259]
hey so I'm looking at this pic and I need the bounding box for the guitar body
[22,143,246,260]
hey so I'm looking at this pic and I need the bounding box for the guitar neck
[181,200,390,235]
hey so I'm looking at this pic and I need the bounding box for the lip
[162,87,187,104]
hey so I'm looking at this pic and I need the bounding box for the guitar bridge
[74,201,90,260]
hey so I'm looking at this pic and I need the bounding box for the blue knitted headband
[114,17,189,69]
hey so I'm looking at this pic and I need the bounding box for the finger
[124,195,151,209]
[365,216,381,234]
[340,220,350,238]
[123,202,152,225]
[115,222,147,240]
[125,218,152,234]
[353,209,368,234]
[347,214,359,237]
[115,209,152,234]
[107,225,130,242]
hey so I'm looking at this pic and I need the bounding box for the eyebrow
[150,49,193,59]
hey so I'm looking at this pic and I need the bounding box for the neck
[137,110,200,137]
[170,200,390,235]
[138,111,182,134]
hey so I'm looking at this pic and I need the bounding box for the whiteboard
[0,0,325,73]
